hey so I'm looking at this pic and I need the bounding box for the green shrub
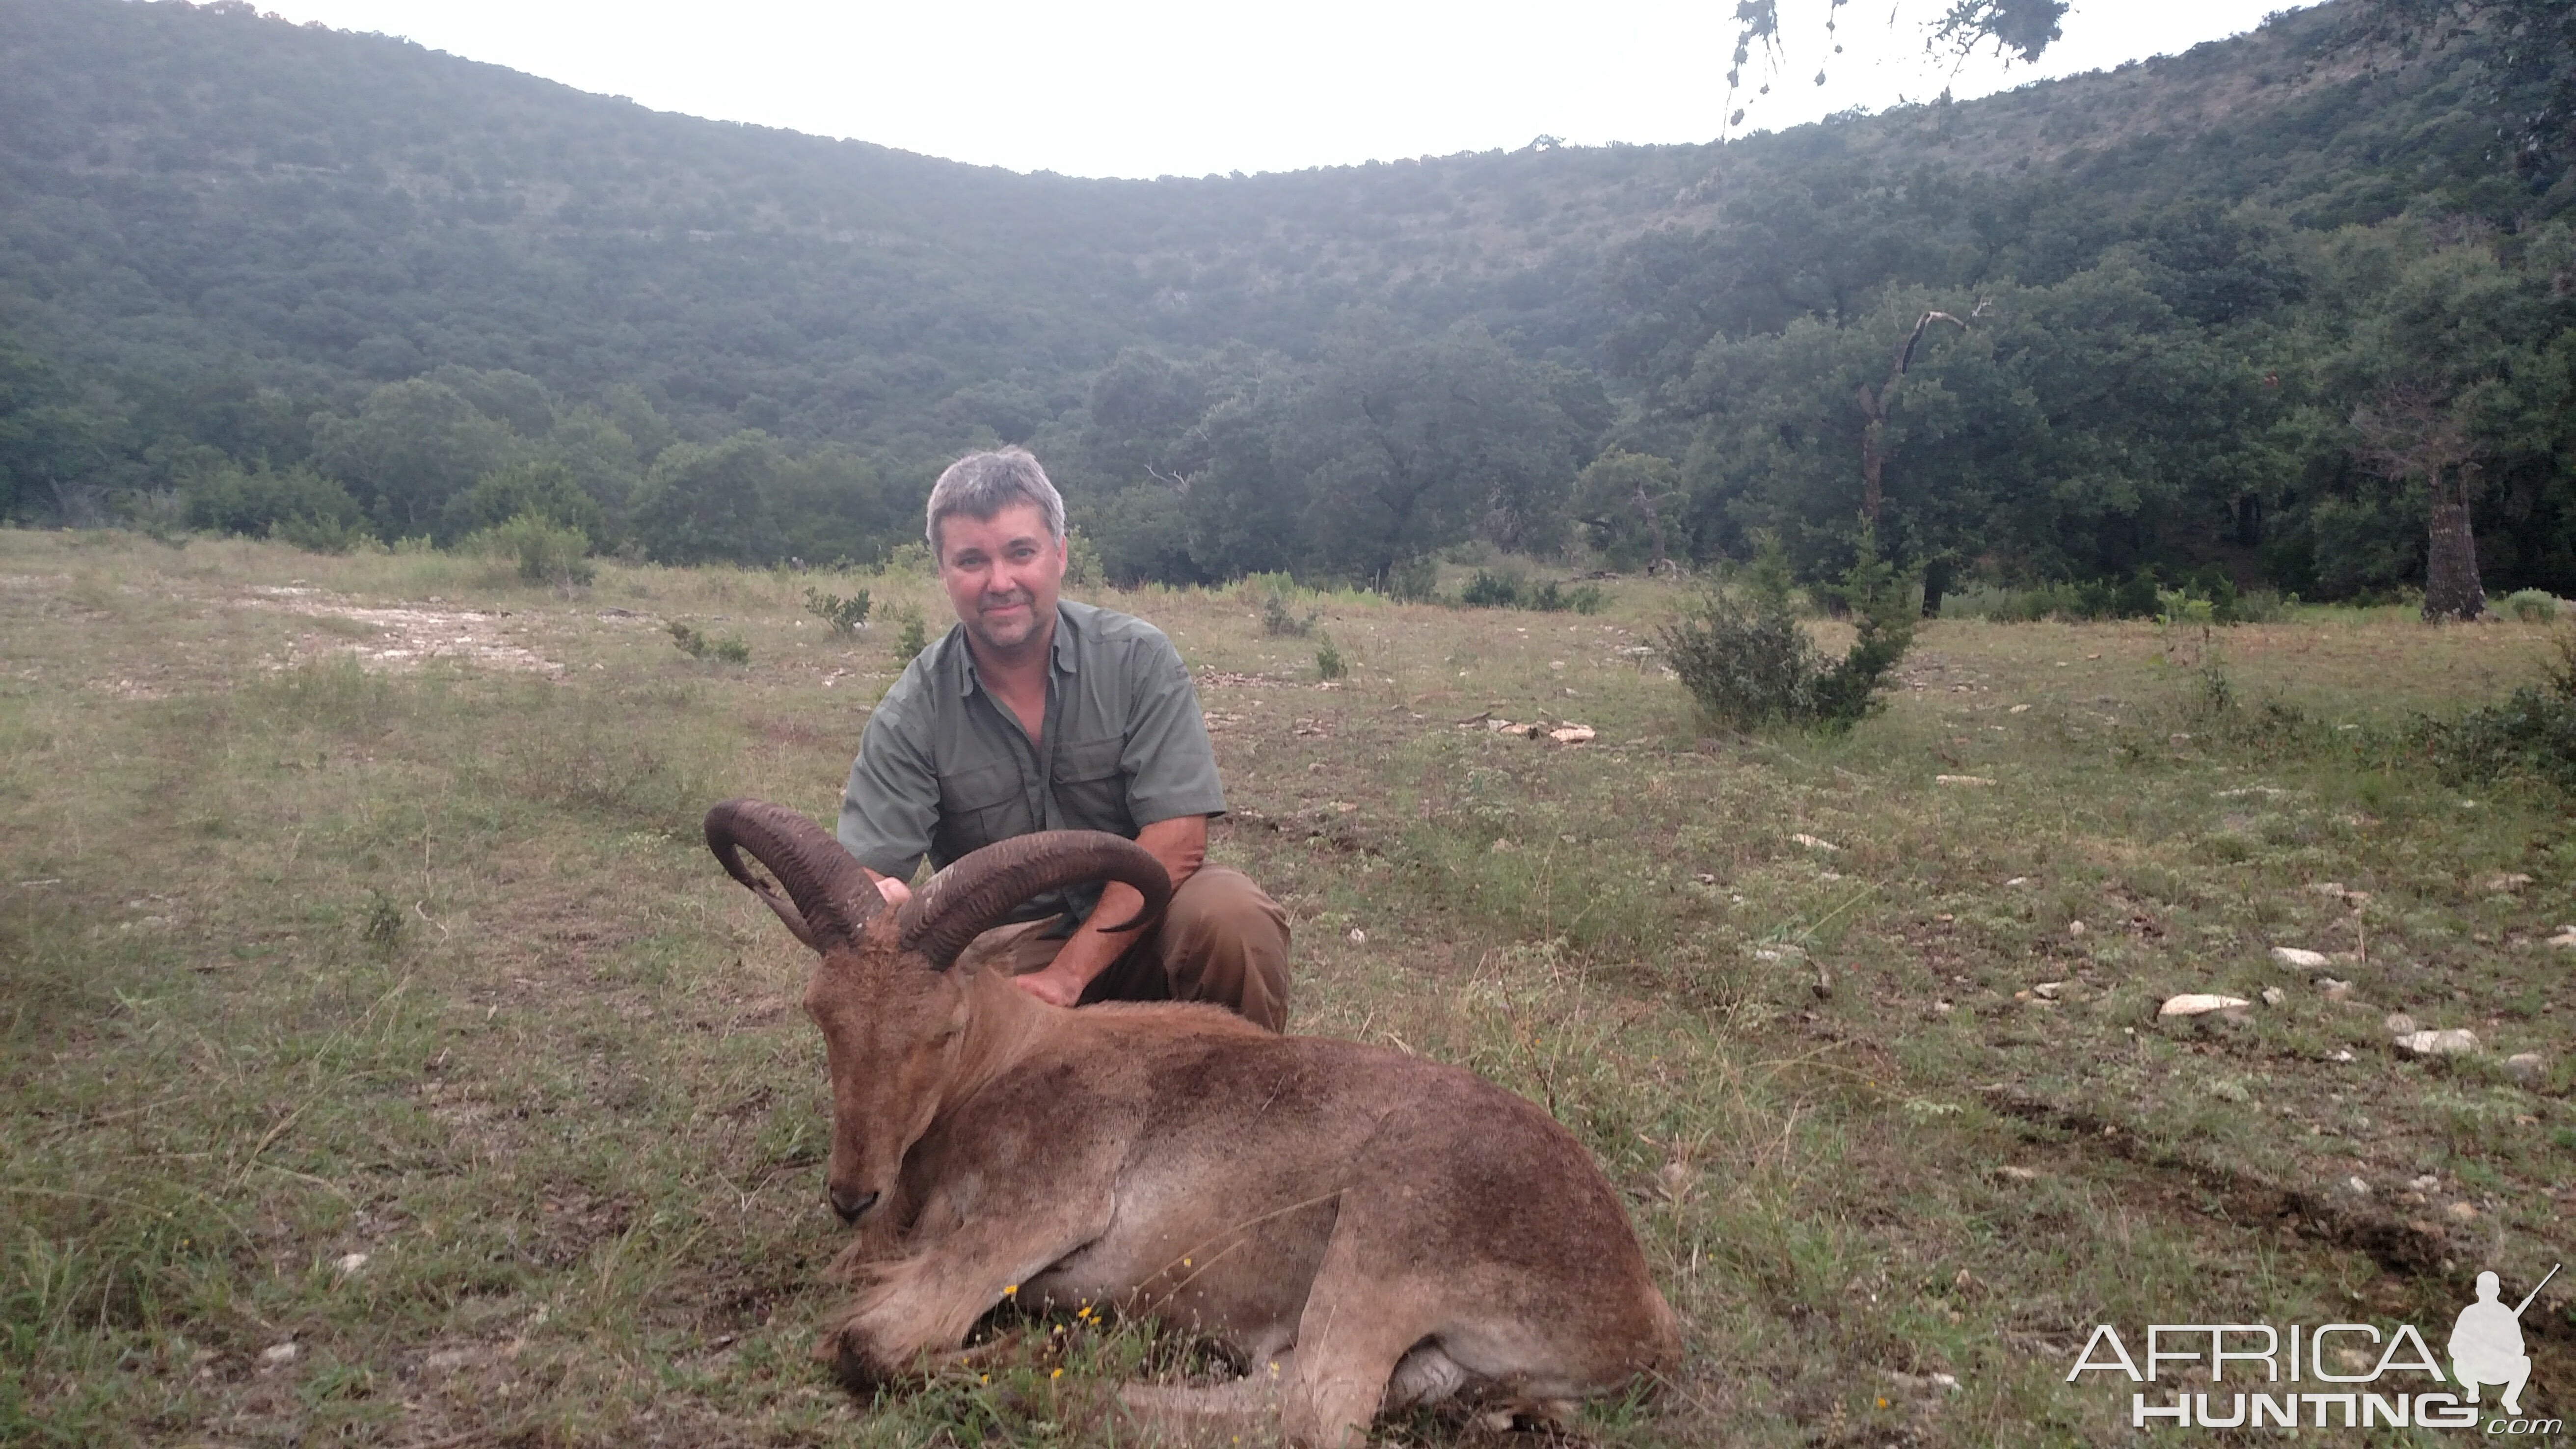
[804,585,872,633]
[2415,634,2576,790]
[1457,571,1605,614]
[1261,590,1316,637]
[441,460,604,546]
[1459,569,1522,607]
[2503,589,2560,623]
[1315,633,1345,681]
[668,620,750,664]
[181,463,369,552]
[891,604,929,665]
[474,510,594,589]
[1663,531,1919,732]
[1384,557,1439,602]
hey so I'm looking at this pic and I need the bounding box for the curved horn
[895,831,1172,972]
[703,798,885,952]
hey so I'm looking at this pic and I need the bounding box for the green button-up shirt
[837,600,1226,930]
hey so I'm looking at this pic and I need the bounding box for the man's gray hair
[925,448,1066,553]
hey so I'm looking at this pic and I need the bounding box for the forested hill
[3,0,2572,602]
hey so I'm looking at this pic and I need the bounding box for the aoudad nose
[829,1186,879,1225]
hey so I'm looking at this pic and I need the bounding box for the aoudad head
[702,800,1168,1225]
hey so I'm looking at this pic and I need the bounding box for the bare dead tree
[2351,385,2487,620]
[1855,303,1983,524]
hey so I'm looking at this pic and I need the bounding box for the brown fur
[786,907,1681,1448]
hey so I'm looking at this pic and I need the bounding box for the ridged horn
[895,831,1172,971]
[703,798,885,952]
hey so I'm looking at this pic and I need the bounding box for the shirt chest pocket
[935,760,1029,862]
[1049,733,1133,835]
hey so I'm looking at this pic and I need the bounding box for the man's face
[935,502,1065,656]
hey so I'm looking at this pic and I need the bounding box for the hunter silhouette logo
[2066,1263,2561,1432]
[2452,1265,2556,1418]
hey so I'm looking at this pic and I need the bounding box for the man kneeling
[837,448,1290,1030]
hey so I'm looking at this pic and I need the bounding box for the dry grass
[2,528,2570,1446]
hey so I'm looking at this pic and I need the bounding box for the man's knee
[1156,867,1291,1030]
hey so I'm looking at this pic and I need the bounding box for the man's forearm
[1031,814,1207,992]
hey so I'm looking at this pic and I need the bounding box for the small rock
[2483,873,2534,893]
[2272,946,2332,969]
[2331,1049,2356,1062]
[2393,1028,2480,1057]
[2504,1052,2545,1084]
[1791,833,1843,852]
[2549,927,2576,950]
[2316,976,2353,999]
[2160,993,2251,1018]
[1547,724,1595,745]
[2348,1176,2371,1196]
[2447,1201,2479,1224]
[2004,876,2029,887]
[2261,987,2286,1006]
[1997,1165,2039,1181]
[2032,981,2065,1000]
[1347,928,1366,945]
[2384,1012,2418,1036]
[334,1252,368,1274]
[2067,920,2087,938]
[263,1342,299,1366]
[2410,1174,2440,1191]
[1932,1000,1955,1015]
[1935,774,1996,787]
[2009,703,2031,714]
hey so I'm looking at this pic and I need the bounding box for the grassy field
[2,527,2571,1447]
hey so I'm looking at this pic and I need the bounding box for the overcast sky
[255,0,2315,179]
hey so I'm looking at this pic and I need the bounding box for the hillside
[0,0,2539,442]
[2,0,2570,601]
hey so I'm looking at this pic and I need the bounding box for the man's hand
[1008,963,1088,1008]
[874,875,912,907]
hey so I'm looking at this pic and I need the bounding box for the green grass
[2,529,2572,1445]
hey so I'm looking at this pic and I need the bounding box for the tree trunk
[2421,466,2486,621]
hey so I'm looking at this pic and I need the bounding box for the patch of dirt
[244,586,561,674]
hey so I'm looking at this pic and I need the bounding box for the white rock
[1790,833,1842,852]
[2392,1028,2480,1057]
[2348,1176,2371,1196]
[2271,947,2332,969]
[2384,1012,2418,1036]
[1546,724,1595,745]
[2483,873,2534,893]
[263,1342,299,1366]
[334,1252,369,1274]
[2447,1201,2479,1223]
[2410,1174,2440,1192]
[2549,928,2576,950]
[2032,981,2065,1000]
[2160,993,2251,1018]
[2261,987,2286,1006]
[1347,928,1366,945]
[1935,774,1996,787]
[2505,1052,2546,1084]
[2067,920,2087,938]
[1996,1166,2038,1181]
[2316,976,2353,999]
[2331,1049,2356,1063]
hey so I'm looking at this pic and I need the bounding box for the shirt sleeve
[838,688,941,881]
[1120,633,1228,827]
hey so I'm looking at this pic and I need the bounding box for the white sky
[253,0,2314,179]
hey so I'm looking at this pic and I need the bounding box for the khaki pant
[952,866,1291,1032]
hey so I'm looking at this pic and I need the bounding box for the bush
[1663,531,1919,732]
[891,604,929,665]
[1384,557,1439,603]
[1456,570,1606,614]
[804,585,872,633]
[442,460,604,546]
[668,620,750,664]
[2415,634,2576,790]
[181,464,369,552]
[1315,634,1346,681]
[2503,589,2561,623]
[474,510,594,589]
[1261,590,1316,637]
